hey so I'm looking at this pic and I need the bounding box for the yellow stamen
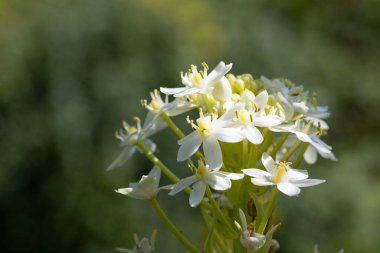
[275,166,287,183]
[198,118,212,134]
[237,108,251,124]
[193,73,203,87]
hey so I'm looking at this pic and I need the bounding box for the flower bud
[212,76,232,101]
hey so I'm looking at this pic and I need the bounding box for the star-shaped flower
[115,166,161,200]
[243,153,325,196]
[169,161,243,207]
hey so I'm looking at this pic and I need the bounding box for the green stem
[247,144,257,168]
[161,112,204,160]
[257,188,279,234]
[242,139,249,168]
[136,141,179,184]
[257,131,274,160]
[137,140,212,209]
[206,186,230,227]
[150,198,200,253]
[161,113,185,139]
[282,140,301,161]
[292,143,309,168]
[269,133,289,158]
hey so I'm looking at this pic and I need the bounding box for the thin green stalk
[269,133,289,158]
[242,139,249,168]
[247,144,257,168]
[282,140,301,161]
[161,112,204,160]
[257,131,274,160]
[137,140,212,210]
[292,143,309,168]
[205,186,236,236]
[150,198,200,253]
[257,188,279,234]
[161,112,185,139]
[136,141,179,184]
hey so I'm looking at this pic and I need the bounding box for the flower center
[193,73,203,88]
[274,165,287,183]
[237,108,251,124]
[197,164,207,178]
[198,118,212,135]
[150,99,163,111]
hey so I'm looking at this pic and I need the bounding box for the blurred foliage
[0,0,379,252]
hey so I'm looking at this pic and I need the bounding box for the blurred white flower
[169,161,243,207]
[115,166,161,200]
[107,118,162,171]
[271,119,337,164]
[234,209,266,251]
[160,61,232,98]
[243,153,325,196]
[117,231,157,253]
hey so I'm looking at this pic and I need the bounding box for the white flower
[234,209,280,252]
[117,231,157,253]
[168,161,243,207]
[271,119,337,164]
[234,209,266,251]
[160,61,232,98]
[225,102,282,144]
[143,90,196,125]
[243,153,325,196]
[115,166,161,200]
[177,111,244,169]
[107,118,163,171]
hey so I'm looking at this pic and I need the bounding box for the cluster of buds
[109,62,338,253]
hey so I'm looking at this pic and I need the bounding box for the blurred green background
[1,0,379,252]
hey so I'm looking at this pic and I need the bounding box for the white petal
[203,136,223,170]
[261,153,277,174]
[160,87,188,95]
[169,175,197,195]
[218,172,245,180]
[242,168,272,179]
[177,133,202,161]
[245,125,264,144]
[254,90,269,110]
[294,131,313,143]
[205,61,232,85]
[174,87,202,97]
[149,166,161,189]
[238,208,248,231]
[189,181,206,207]
[287,169,309,180]
[107,146,136,171]
[304,145,318,164]
[251,178,275,186]
[277,182,301,196]
[254,115,283,127]
[214,128,244,143]
[292,179,325,187]
[205,173,231,191]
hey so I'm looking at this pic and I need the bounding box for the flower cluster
[109,61,337,253]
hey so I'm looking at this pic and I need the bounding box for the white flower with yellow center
[225,103,283,144]
[177,111,244,169]
[243,153,325,196]
[169,161,243,207]
[107,118,161,171]
[270,119,337,164]
[160,61,232,100]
